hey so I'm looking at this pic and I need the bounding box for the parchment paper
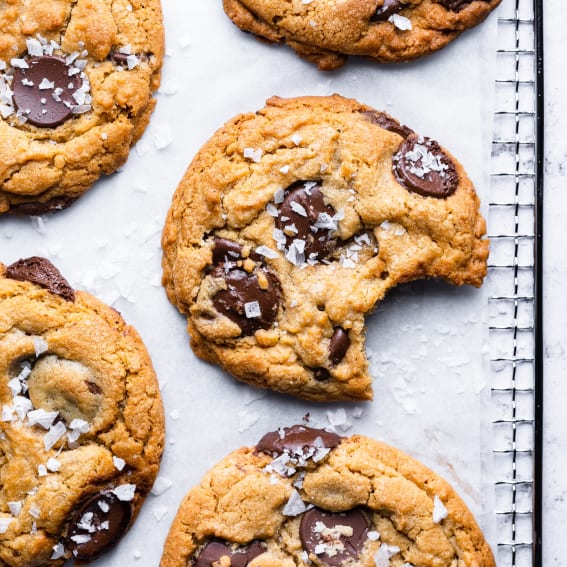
[0,1,501,564]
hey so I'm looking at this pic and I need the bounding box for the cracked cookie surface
[160,425,496,567]
[0,257,164,565]
[0,0,164,214]
[161,95,488,401]
[223,0,501,70]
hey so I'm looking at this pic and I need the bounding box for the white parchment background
[0,1,502,564]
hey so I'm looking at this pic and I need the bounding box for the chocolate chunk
[6,257,75,302]
[438,0,487,11]
[9,195,77,215]
[65,492,132,560]
[211,264,280,336]
[329,328,349,365]
[275,181,337,265]
[110,52,130,65]
[257,425,342,456]
[194,540,265,567]
[361,110,413,139]
[299,508,370,566]
[371,0,404,21]
[212,238,244,265]
[392,136,458,198]
[12,56,81,128]
[313,368,331,381]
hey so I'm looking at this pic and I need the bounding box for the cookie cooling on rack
[223,0,501,70]
[0,0,164,214]
[162,95,488,401]
[0,257,164,565]
[161,424,496,567]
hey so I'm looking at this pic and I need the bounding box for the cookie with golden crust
[223,0,501,70]
[161,95,488,401]
[0,0,164,215]
[0,257,164,565]
[161,425,496,567]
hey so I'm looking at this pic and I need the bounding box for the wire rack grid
[488,0,543,566]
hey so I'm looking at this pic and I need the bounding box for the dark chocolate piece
[65,491,132,560]
[212,238,243,265]
[275,181,337,264]
[194,540,264,567]
[257,425,341,456]
[371,0,404,21]
[438,0,488,11]
[361,110,413,139]
[392,136,458,198]
[299,508,370,566]
[313,368,331,381]
[211,264,280,336]
[6,257,75,302]
[329,328,349,365]
[9,195,77,215]
[12,56,81,128]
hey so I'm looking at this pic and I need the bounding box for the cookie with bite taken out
[161,95,489,401]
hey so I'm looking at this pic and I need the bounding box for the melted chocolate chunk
[361,110,413,139]
[66,492,132,560]
[392,136,458,198]
[12,56,81,128]
[6,257,75,302]
[275,181,337,264]
[194,540,265,567]
[257,425,342,456]
[371,0,404,21]
[300,508,370,566]
[438,0,488,11]
[329,328,350,365]
[9,195,77,215]
[313,368,331,381]
[212,238,243,264]
[211,264,279,336]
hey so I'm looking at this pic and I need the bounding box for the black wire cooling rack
[487,0,543,565]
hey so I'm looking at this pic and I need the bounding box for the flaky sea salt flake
[433,495,448,523]
[113,484,136,502]
[282,489,308,516]
[243,147,263,163]
[389,14,412,31]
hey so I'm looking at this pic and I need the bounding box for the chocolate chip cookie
[0,0,164,214]
[0,257,164,565]
[223,0,501,70]
[161,95,489,401]
[160,425,496,566]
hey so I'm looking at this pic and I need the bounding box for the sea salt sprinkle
[432,495,448,523]
[389,14,412,31]
[374,543,401,567]
[282,489,310,516]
